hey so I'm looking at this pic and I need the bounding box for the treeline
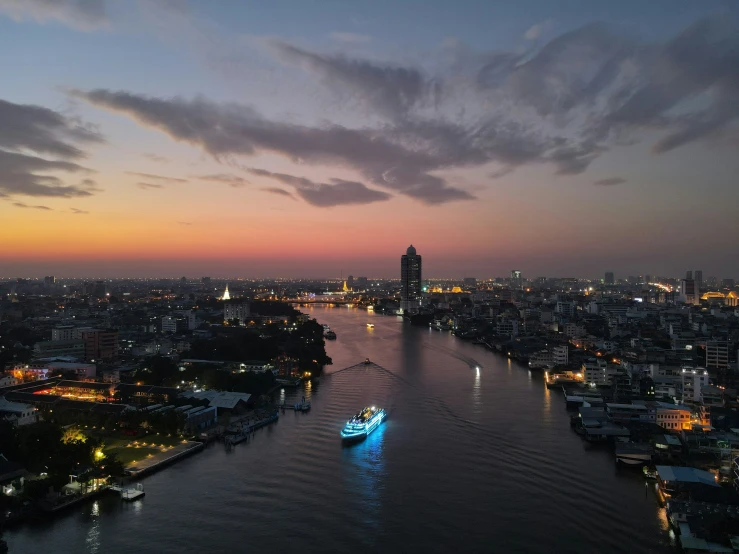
[0,420,125,503]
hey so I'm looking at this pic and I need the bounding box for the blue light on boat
[341,406,387,442]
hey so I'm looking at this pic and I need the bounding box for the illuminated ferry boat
[340,406,387,443]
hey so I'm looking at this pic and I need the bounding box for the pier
[278,396,311,412]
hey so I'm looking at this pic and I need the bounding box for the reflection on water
[472,366,481,415]
[341,425,387,531]
[85,501,100,554]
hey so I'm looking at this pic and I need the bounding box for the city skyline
[2,1,739,277]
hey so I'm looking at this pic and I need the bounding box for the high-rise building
[604,272,614,285]
[78,328,118,361]
[463,277,477,289]
[347,275,354,290]
[400,245,422,312]
[355,276,368,290]
[678,279,699,305]
[43,276,55,287]
[694,270,703,293]
[686,271,693,280]
[723,278,735,289]
[511,270,523,290]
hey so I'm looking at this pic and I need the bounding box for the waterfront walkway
[126,441,204,478]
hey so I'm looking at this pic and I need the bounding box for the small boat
[341,406,387,443]
[364,358,371,365]
[643,466,658,480]
[121,483,145,501]
[324,330,337,340]
[366,323,374,328]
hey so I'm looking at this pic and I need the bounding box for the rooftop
[656,466,719,487]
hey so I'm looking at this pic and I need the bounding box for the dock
[278,397,311,412]
[223,411,279,449]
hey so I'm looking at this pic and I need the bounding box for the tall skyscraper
[604,272,614,285]
[401,245,422,312]
[694,270,703,293]
[686,270,693,280]
[678,279,699,305]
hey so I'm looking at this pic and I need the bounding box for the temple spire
[222,284,230,301]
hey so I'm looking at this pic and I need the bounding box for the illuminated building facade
[400,245,422,313]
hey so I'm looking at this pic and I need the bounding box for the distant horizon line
[0,274,722,282]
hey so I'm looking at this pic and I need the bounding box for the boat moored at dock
[340,406,387,443]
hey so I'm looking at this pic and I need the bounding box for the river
[5,306,673,553]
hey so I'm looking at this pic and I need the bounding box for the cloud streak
[593,177,626,186]
[260,187,295,199]
[142,153,170,163]
[248,167,390,207]
[0,0,108,30]
[195,173,249,187]
[136,182,163,190]
[126,171,187,183]
[13,202,52,210]
[268,40,437,118]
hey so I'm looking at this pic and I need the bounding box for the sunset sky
[1,0,738,279]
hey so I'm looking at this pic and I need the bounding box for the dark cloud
[70,207,89,214]
[73,89,474,204]
[260,187,294,199]
[142,153,170,163]
[269,41,437,118]
[498,23,635,117]
[593,177,626,186]
[0,98,102,198]
[13,202,52,210]
[249,168,390,207]
[126,171,187,183]
[0,149,96,197]
[196,173,249,187]
[599,19,739,149]
[136,182,163,190]
[0,0,108,30]
[177,221,192,226]
[0,99,102,158]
